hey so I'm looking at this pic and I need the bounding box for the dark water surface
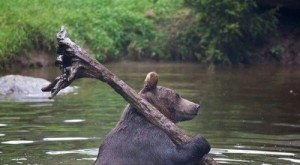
[0,62,299,165]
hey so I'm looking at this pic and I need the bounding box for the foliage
[0,0,182,63]
[182,0,278,64]
[0,0,281,65]
[270,43,283,55]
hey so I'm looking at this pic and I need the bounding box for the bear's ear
[143,72,158,91]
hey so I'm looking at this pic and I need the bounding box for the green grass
[0,0,182,63]
[1,0,281,66]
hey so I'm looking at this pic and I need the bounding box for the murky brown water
[0,62,299,164]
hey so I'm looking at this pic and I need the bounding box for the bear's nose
[195,104,200,110]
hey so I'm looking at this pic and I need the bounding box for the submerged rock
[0,75,76,102]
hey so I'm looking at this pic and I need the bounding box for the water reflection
[212,148,295,156]
[214,158,253,163]
[2,140,35,144]
[11,157,27,161]
[43,137,98,141]
[46,148,98,156]
[64,119,86,123]
[0,62,299,164]
[273,123,300,128]
[279,158,300,163]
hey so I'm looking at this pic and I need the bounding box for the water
[0,62,299,165]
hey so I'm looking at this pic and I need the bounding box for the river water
[0,62,299,165]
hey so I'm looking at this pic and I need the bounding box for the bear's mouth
[185,112,198,118]
[186,107,199,116]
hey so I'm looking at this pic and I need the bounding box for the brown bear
[95,72,210,165]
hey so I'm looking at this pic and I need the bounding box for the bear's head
[140,72,200,123]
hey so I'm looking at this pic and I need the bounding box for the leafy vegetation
[0,0,280,66]
[0,0,181,63]
[182,0,278,64]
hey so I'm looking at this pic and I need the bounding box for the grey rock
[0,75,76,102]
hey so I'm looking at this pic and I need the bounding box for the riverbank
[0,0,182,69]
[253,8,300,65]
[1,0,300,69]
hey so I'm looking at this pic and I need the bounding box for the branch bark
[42,27,217,165]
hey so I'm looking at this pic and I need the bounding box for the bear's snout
[173,99,201,122]
[189,103,200,116]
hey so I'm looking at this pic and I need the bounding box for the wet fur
[95,104,210,165]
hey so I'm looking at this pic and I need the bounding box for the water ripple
[211,148,295,156]
[214,158,253,163]
[11,158,27,161]
[77,157,97,161]
[43,137,99,141]
[63,119,85,123]
[2,140,35,144]
[272,123,300,128]
[46,148,98,156]
[0,117,20,120]
[278,158,300,163]
[28,103,53,107]
[0,124,7,127]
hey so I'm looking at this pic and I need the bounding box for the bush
[182,0,278,64]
